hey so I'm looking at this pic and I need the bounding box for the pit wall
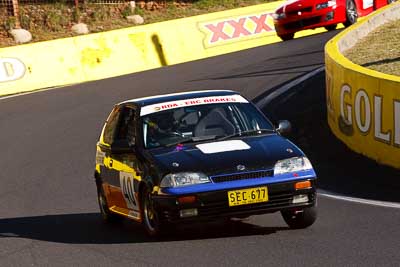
[325,2,400,168]
[0,1,338,97]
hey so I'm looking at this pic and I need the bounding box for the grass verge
[344,19,400,76]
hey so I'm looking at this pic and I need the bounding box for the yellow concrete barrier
[0,1,333,97]
[325,3,400,168]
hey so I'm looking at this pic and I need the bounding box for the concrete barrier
[0,1,337,97]
[325,2,400,168]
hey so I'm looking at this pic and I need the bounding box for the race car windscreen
[141,102,274,149]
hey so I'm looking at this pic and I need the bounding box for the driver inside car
[145,111,180,147]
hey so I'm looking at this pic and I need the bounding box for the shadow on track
[0,213,289,244]
[190,63,324,81]
[187,32,339,83]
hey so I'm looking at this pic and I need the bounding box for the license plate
[228,186,268,207]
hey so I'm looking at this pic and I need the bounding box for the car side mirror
[110,139,135,154]
[277,120,292,135]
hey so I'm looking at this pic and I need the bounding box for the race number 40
[119,172,139,211]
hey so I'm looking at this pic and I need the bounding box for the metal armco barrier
[325,2,400,169]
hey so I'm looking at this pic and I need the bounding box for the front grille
[211,170,273,183]
[284,16,322,30]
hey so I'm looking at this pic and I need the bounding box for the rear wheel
[281,206,317,229]
[141,186,170,237]
[344,0,358,27]
[387,0,396,3]
[325,24,337,31]
[97,184,122,223]
[278,33,295,41]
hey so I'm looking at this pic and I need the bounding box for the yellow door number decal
[120,172,139,211]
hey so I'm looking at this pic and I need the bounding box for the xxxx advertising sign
[198,11,277,48]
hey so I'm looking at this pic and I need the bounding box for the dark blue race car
[94,90,317,236]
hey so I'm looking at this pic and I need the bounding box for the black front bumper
[152,179,316,223]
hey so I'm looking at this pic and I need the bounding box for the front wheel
[278,33,295,41]
[325,24,337,31]
[344,0,358,27]
[141,186,170,236]
[281,206,317,229]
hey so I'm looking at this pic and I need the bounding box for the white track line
[255,66,324,108]
[0,85,70,101]
[319,190,400,209]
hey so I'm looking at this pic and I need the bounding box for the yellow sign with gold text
[325,3,400,168]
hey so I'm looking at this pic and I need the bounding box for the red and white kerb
[140,95,248,116]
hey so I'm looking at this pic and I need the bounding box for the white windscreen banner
[140,95,249,116]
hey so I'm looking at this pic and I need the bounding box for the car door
[105,105,143,221]
[97,105,122,209]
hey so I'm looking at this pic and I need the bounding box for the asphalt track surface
[1,31,400,266]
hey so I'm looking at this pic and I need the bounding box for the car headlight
[274,157,313,175]
[316,1,336,10]
[273,12,286,20]
[160,172,210,188]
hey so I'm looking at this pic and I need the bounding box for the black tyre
[325,24,337,31]
[344,0,358,27]
[387,0,396,4]
[141,186,170,237]
[281,206,317,229]
[97,184,122,223]
[278,33,295,41]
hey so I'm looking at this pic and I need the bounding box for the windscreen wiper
[165,135,217,147]
[217,129,275,141]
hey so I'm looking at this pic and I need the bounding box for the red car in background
[273,0,396,40]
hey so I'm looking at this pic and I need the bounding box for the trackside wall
[325,2,400,168]
[0,2,286,96]
[0,0,341,97]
